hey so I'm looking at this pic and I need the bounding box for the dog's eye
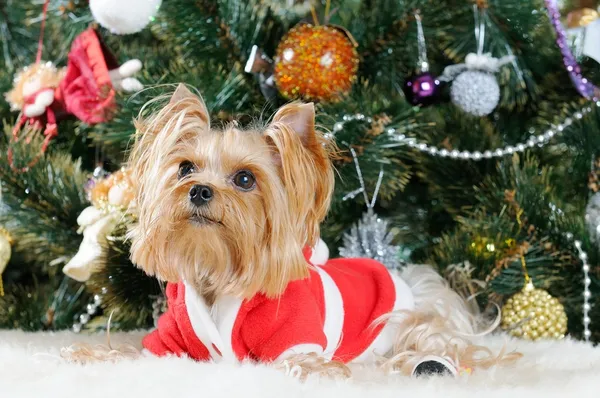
[178,161,195,179]
[232,170,256,191]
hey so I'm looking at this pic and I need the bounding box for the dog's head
[128,84,334,298]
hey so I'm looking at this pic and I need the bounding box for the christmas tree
[0,0,598,342]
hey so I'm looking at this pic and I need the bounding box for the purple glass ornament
[403,72,441,106]
[545,0,600,100]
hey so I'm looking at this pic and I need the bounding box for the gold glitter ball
[90,168,135,210]
[274,23,359,102]
[501,281,568,341]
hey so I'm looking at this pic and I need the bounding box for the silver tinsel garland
[338,209,400,270]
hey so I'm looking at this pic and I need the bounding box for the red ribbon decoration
[36,0,50,64]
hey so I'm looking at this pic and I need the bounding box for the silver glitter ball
[450,70,500,116]
[338,209,400,270]
[72,323,82,333]
[86,303,97,315]
[585,192,600,244]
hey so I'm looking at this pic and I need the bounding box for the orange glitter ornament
[274,23,359,102]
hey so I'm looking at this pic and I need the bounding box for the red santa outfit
[143,241,414,363]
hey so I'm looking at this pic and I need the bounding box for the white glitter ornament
[90,0,161,35]
[441,53,513,117]
[450,70,500,117]
[440,7,516,116]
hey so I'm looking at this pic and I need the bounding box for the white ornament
[441,53,513,117]
[568,20,600,64]
[89,0,162,35]
[585,192,600,244]
[62,206,120,282]
[108,59,144,93]
[108,184,128,207]
[450,70,500,117]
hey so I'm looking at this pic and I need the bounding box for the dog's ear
[265,102,334,247]
[166,83,210,127]
[127,84,210,279]
[272,102,316,146]
[133,83,209,145]
[169,83,200,105]
[129,84,209,173]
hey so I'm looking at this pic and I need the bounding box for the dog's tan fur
[123,84,519,376]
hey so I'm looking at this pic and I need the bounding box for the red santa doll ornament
[5,10,143,171]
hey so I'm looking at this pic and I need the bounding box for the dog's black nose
[189,184,213,206]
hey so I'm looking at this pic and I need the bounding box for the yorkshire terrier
[125,84,518,378]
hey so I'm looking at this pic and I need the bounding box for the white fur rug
[0,330,599,398]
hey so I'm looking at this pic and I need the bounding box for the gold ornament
[273,23,359,102]
[0,228,13,296]
[501,280,568,340]
[567,8,599,28]
[469,236,497,259]
[90,167,135,210]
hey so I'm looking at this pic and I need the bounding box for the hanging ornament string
[415,12,429,73]
[36,0,51,64]
[474,3,486,57]
[402,11,441,106]
[339,145,400,269]
[329,102,596,161]
[440,6,514,83]
[545,0,600,100]
[344,145,384,209]
[439,6,514,117]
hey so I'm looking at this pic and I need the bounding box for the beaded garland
[568,233,593,342]
[328,114,594,341]
[328,102,597,161]
[72,291,105,333]
[274,23,359,102]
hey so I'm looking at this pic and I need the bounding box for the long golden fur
[118,84,520,377]
[128,84,334,299]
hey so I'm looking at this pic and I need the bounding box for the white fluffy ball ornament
[90,0,162,35]
[450,70,500,117]
[441,52,514,117]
